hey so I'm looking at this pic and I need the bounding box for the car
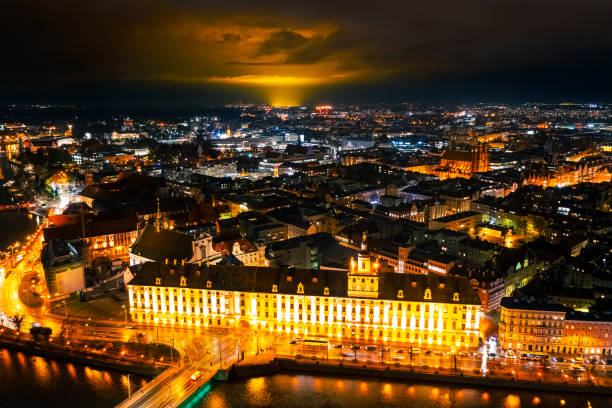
[458,351,470,357]
[395,349,404,353]
[573,357,584,363]
[190,371,203,381]
[433,350,443,355]
[351,345,361,351]
[333,344,343,349]
[294,337,303,342]
[366,346,377,352]
[423,350,432,355]
[392,355,405,360]
[411,348,420,354]
[289,340,297,345]
[342,353,353,358]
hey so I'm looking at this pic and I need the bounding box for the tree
[30,326,52,341]
[9,314,25,333]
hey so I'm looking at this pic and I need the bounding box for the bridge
[115,333,245,408]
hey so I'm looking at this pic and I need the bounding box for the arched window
[206,280,212,288]
[272,284,278,293]
[323,287,330,296]
[453,292,459,301]
[155,277,161,285]
[397,290,404,299]
[424,288,432,300]
[180,276,187,287]
[297,283,304,294]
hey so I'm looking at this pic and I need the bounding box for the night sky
[2,0,611,107]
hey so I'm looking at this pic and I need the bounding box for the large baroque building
[127,237,482,349]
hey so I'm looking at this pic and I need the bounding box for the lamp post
[62,300,68,318]
[122,304,128,325]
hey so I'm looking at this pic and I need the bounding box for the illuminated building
[522,158,611,188]
[498,298,565,354]
[499,298,612,356]
[127,234,482,349]
[434,143,490,180]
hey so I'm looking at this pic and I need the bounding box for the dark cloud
[254,30,309,57]
[0,0,611,106]
[218,33,242,43]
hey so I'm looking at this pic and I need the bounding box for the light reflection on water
[0,348,147,407]
[199,374,612,408]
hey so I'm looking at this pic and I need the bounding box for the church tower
[347,233,380,298]
[471,143,490,173]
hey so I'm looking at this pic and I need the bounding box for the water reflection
[200,374,612,408]
[0,348,147,408]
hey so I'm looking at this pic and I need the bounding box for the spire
[155,196,161,232]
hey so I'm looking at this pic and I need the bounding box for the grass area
[51,296,128,322]
[79,339,179,363]
[18,272,43,308]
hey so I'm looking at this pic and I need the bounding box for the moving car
[190,371,203,381]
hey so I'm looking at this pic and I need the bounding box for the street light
[62,300,68,318]
[121,304,128,325]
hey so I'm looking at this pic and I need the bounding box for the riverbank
[0,333,163,376]
[226,358,612,396]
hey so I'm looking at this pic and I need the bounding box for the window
[155,278,161,285]
[453,292,459,301]
[272,284,278,293]
[297,283,304,294]
[180,277,187,287]
[397,290,404,299]
[324,287,330,296]
[206,280,212,288]
[424,288,432,300]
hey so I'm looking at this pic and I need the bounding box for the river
[0,350,611,408]
[0,348,147,407]
[198,374,612,408]
[0,210,40,250]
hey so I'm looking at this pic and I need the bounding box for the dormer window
[206,280,212,288]
[155,277,161,285]
[286,275,293,282]
[424,288,432,300]
[397,290,404,299]
[323,287,330,296]
[411,281,417,288]
[439,283,445,289]
[453,292,459,301]
[272,284,278,293]
[312,277,318,283]
[180,276,187,287]
[297,283,304,294]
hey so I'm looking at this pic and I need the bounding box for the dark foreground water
[199,374,612,408]
[0,210,39,249]
[0,348,148,408]
[1,349,611,408]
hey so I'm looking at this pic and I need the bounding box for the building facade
[498,298,612,357]
[127,242,482,349]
